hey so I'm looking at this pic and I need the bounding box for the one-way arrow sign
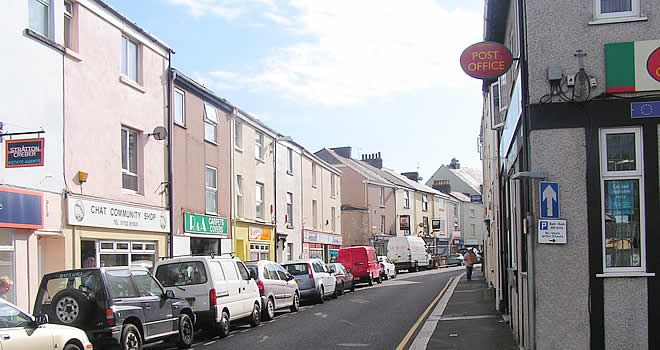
[539,182,559,219]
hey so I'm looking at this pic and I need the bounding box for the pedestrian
[464,249,477,280]
[0,276,13,299]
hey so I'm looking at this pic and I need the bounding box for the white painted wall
[275,140,302,262]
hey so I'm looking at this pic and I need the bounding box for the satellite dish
[149,126,168,140]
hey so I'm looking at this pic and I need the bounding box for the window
[255,132,264,159]
[156,262,207,287]
[286,192,293,225]
[287,147,293,173]
[236,175,243,217]
[234,120,242,149]
[264,264,278,280]
[470,208,476,218]
[236,262,250,280]
[380,215,385,233]
[312,163,317,187]
[287,243,294,261]
[250,244,269,261]
[422,195,428,211]
[121,35,139,83]
[423,217,429,235]
[403,190,410,209]
[593,0,641,21]
[331,207,336,231]
[205,166,217,214]
[331,174,336,197]
[312,200,318,229]
[471,224,476,234]
[204,103,218,143]
[380,187,385,207]
[256,182,264,219]
[453,204,458,216]
[438,198,445,209]
[439,219,446,233]
[600,127,645,272]
[0,300,34,328]
[174,89,185,126]
[95,241,156,269]
[132,270,163,297]
[121,127,138,191]
[29,0,49,37]
[64,1,72,48]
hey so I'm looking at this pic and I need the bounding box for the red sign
[5,138,44,168]
[460,41,513,79]
[647,47,660,82]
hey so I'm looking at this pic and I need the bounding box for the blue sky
[107,0,485,181]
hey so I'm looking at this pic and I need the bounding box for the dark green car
[33,267,195,350]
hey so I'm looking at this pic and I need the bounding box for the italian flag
[605,39,660,93]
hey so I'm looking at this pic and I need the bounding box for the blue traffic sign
[539,182,559,219]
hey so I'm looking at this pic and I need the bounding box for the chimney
[331,147,352,158]
[402,172,420,182]
[361,152,383,169]
[449,158,460,169]
[432,179,451,194]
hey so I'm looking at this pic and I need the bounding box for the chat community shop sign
[460,41,513,79]
[185,213,228,236]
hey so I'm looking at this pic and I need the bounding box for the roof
[449,167,483,193]
[315,148,392,186]
[381,168,448,197]
[449,191,471,202]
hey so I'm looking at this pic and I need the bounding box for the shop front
[179,212,229,256]
[234,221,275,262]
[67,195,169,272]
[302,230,342,263]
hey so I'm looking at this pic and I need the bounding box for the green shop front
[182,212,229,255]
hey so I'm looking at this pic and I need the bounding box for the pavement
[410,266,518,350]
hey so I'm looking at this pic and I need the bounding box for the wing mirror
[249,269,257,280]
[34,314,48,325]
[165,290,175,299]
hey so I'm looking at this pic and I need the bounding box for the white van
[154,255,261,337]
[387,236,433,272]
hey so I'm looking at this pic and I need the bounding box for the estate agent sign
[5,138,44,168]
[67,196,169,233]
[185,213,227,236]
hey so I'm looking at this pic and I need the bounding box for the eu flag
[631,101,660,118]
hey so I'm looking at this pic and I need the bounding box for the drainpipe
[230,110,237,256]
[167,53,174,257]
[273,137,278,262]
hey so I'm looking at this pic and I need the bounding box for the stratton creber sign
[460,41,513,79]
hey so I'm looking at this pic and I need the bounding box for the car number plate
[354,277,359,281]
[295,280,300,284]
[189,300,195,307]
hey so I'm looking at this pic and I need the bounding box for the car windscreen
[155,261,208,287]
[35,270,105,311]
[284,263,309,276]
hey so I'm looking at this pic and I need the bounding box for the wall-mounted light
[78,171,88,183]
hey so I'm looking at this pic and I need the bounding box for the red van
[337,246,381,286]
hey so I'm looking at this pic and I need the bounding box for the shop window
[89,240,157,270]
[250,244,269,261]
[190,238,219,255]
[0,231,15,304]
[600,127,645,272]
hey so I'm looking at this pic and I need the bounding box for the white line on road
[337,344,370,347]
[203,341,216,346]
[439,315,500,321]
[408,273,463,350]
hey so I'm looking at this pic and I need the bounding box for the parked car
[245,260,300,320]
[0,298,94,350]
[282,259,336,303]
[337,246,381,286]
[154,255,261,337]
[326,262,354,295]
[387,236,433,272]
[33,267,195,350]
[446,253,464,266]
[377,256,397,280]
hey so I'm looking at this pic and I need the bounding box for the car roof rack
[158,252,234,260]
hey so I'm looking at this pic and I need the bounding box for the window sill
[588,16,647,25]
[119,75,146,94]
[234,146,243,153]
[286,224,294,229]
[174,121,186,129]
[255,157,265,163]
[380,205,386,208]
[25,28,65,52]
[312,185,318,189]
[65,48,83,62]
[286,170,294,176]
[596,272,655,278]
[205,139,218,146]
[255,218,266,223]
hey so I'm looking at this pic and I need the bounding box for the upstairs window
[256,182,264,219]
[236,175,243,217]
[331,174,336,197]
[205,166,217,214]
[121,35,139,83]
[593,0,641,21]
[64,1,72,48]
[234,120,242,149]
[204,103,217,143]
[380,187,385,206]
[255,132,264,160]
[331,207,336,231]
[174,89,185,126]
[422,195,428,211]
[121,127,139,191]
[29,0,49,37]
[287,147,293,173]
[286,192,293,225]
[403,190,410,209]
[312,163,317,187]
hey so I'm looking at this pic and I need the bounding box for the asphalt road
[149,266,465,350]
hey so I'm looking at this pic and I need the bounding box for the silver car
[246,260,300,320]
[282,259,337,304]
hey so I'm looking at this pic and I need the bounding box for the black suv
[33,267,195,350]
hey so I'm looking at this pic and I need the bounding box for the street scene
[2,0,659,349]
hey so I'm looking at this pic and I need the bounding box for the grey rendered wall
[525,0,658,103]
[530,128,590,350]
[603,278,648,349]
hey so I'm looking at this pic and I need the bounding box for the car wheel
[290,293,300,312]
[217,310,230,338]
[350,281,355,292]
[64,343,82,350]
[368,277,373,286]
[383,273,389,281]
[176,313,194,348]
[121,323,142,350]
[331,285,338,299]
[50,289,89,328]
[337,282,344,296]
[318,286,325,304]
[263,297,275,321]
[249,303,261,327]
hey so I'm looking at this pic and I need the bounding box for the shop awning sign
[303,230,342,245]
[460,41,513,79]
[606,39,660,93]
[249,227,272,241]
[0,187,43,229]
[185,213,227,236]
[5,138,44,168]
[67,196,169,233]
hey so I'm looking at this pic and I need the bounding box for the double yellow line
[395,276,454,350]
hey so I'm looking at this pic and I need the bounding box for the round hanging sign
[460,41,513,79]
[647,46,660,82]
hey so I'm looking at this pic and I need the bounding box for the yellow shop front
[233,220,275,262]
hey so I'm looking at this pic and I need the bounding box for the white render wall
[395,188,415,236]
[1,1,65,194]
[275,140,302,262]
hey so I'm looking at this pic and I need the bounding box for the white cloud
[167,0,244,20]
[198,0,483,106]
[264,11,291,25]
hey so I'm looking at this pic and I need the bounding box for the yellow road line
[395,276,454,350]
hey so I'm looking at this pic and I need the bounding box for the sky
[107,0,485,181]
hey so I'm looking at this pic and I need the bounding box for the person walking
[464,249,478,280]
